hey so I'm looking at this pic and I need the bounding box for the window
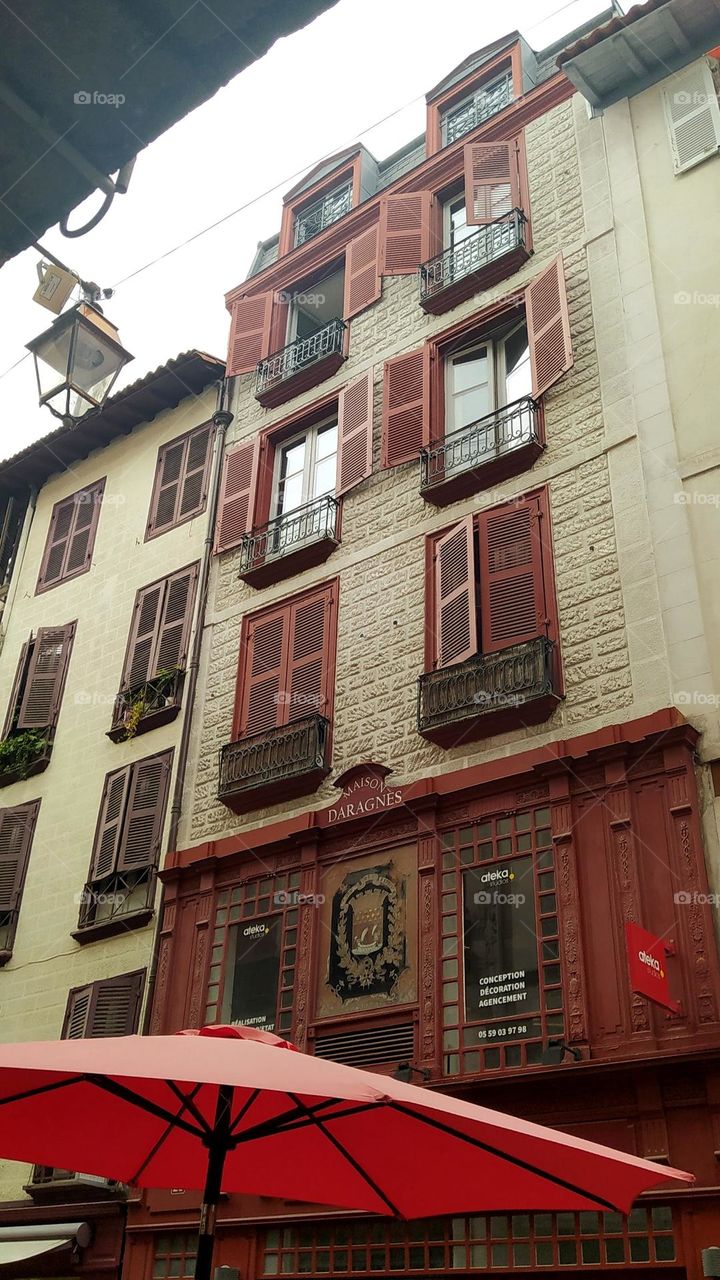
[663,60,720,174]
[63,970,144,1038]
[445,323,531,439]
[0,801,40,960]
[0,624,75,783]
[146,423,213,540]
[294,180,353,246]
[36,479,105,593]
[271,416,338,540]
[441,71,513,147]
[152,1233,198,1279]
[286,263,345,343]
[75,752,172,939]
[444,194,476,255]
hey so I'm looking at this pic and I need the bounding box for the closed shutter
[17,623,75,730]
[215,440,259,553]
[117,752,171,871]
[153,564,199,674]
[39,498,74,587]
[663,61,720,174]
[148,424,214,539]
[526,255,573,397]
[89,767,131,880]
[464,141,519,225]
[2,638,31,737]
[64,485,103,575]
[37,480,105,591]
[238,606,288,737]
[434,517,477,668]
[286,589,332,722]
[178,424,213,520]
[379,192,432,274]
[123,582,165,691]
[227,293,273,375]
[477,496,546,654]
[62,971,144,1039]
[344,224,382,319]
[337,371,373,496]
[0,802,39,919]
[151,436,186,533]
[381,346,429,468]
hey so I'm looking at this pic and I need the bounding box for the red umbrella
[0,1025,691,1280]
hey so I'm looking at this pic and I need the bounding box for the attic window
[441,70,513,146]
[294,180,353,247]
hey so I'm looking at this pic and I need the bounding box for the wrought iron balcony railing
[239,494,340,579]
[219,714,330,811]
[109,668,184,741]
[294,183,353,246]
[418,637,555,736]
[419,210,526,305]
[421,396,539,493]
[256,319,346,399]
[442,75,513,146]
[75,866,155,935]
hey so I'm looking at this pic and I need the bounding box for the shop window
[153,1233,198,1279]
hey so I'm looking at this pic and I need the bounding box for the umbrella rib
[229,1096,358,1145]
[129,1082,206,1185]
[0,1074,85,1108]
[166,1079,214,1137]
[287,1092,402,1218]
[85,1074,207,1141]
[228,1086,261,1137]
[386,1101,617,1212]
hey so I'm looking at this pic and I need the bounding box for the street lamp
[26,301,133,425]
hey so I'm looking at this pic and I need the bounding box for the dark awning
[0,1221,90,1271]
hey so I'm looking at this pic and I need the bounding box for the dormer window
[293,181,353,247]
[441,70,513,147]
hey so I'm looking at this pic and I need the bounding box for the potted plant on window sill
[107,667,185,744]
[0,730,52,787]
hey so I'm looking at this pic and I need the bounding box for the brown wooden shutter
[215,440,259,553]
[286,589,332,722]
[2,638,31,737]
[148,437,185,535]
[464,141,519,226]
[64,482,104,575]
[117,752,171,871]
[379,192,432,274]
[434,517,477,669]
[337,371,373,496]
[17,623,75,730]
[122,583,164,691]
[381,346,429,468]
[178,424,213,521]
[62,985,93,1038]
[477,496,546,654]
[238,606,289,737]
[526,255,573,397]
[62,971,144,1038]
[344,224,382,319]
[147,425,213,539]
[39,498,74,588]
[0,802,39,922]
[37,481,105,591]
[153,564,199,674]
[227,293,273,375]
[89,767,131,880]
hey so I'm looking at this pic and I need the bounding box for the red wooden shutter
[117,752,171,871]
[178,424,213,521]
[286,589,332,723]
[0,802,39,922]
[238,606,289,737]
[379,192,432,274]
[153,564,199,674]
[17,623,75,730]
[337,371,373,496]
[215,440,259,553]
[434,517,477,669]
[464,142,519,226]
[477,496,546,654]
[89,767,131,880]
[2,638,31,737]
[344,224,382,319]
[526,255,573,397]
[381,346,429,468]
[122,582,164,691]
[227,293,273,375]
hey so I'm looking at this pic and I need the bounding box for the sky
[0,0,610,461]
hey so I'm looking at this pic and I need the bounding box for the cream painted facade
[0,375,219,1202]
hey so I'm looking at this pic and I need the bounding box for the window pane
[313,455,336,498]
[503,325,531,403]
[316,423,338,459]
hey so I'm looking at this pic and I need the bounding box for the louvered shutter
[434,517,477,668]
[337,371,373,496]
[379,192,432,274]
[122,582,164,691]
[153,564,198,674]
[227,293,273,375]
[464,142,519,226]
[63,971,144,1039]
[381,346,429,468]
[477,496,546,654]
[178,424,212,520]
[149,437,185,535]
[37,481,104,591]
[344,224,382,319]
[89,767,131,880]
[239,607,289,737]
[64,484,103,575]
[215,440,259,553]
[526,255,573,397]
[39,498,74,587]
[286,590,332,722]
[17,623,75,730]
[2,638,31,737]
[663,62,720,174]
[117,752,171,871]
[0,803,38,920]
[62,985,93,1038]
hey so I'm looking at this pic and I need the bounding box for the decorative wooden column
[604,758,654,1043]
[416,802,440,1076]
[149,884,177,1034]
[291,838,320,1052]
[550,774,589,1050]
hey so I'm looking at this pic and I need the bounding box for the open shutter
[381,346,429,468]
[89,766,131,880]
[0,802,38,921]
[62,985,93,1038]
[178,424,213,520]
[39,498,74,588]
[286,588,332,723]
[17,623,75,730]
[239,606,289,737]
[122,582,164,691]
[464,141,518,226]
[434,517,477,669]
[149,437,185,535]
[215,440,259,553]
[87,971,144,1037]
[337,371,373,496]
[153,564,199,674]
[2,637,31,737]
[344,224,382,319]
[379,192,432,274]
[117,752,171,871]
[663,62,720,174]
[477,496,546,654]
[64,482,104,576]
[227,293,273,375]
[526,254,573,397]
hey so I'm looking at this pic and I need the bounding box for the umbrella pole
[194,1083,233,1280]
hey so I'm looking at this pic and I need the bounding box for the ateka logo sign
[321,762,404,826]
[625,922,680,1013]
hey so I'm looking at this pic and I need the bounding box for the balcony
[256,319,346,408]
[239,495,340,588]
[294,183,353,247]
[0,730,52,788]
[219,714,330,813]
[419,210,529,315]
[107,668,184,743]
[72,866,155,944]
[27,1166,122,1202]
[420,396,542,506]
[418,637,558,747]
[442,75,513,146]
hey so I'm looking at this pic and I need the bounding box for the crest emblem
[328,863,405,1000]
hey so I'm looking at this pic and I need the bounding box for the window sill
[71,908,154,945]
[25,1173,126,1203]
[0,748,52,789]
[0,949,12,968]
[107,700,181,744]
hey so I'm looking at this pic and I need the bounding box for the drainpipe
[142,381,233,1033]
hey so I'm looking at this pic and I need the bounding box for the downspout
[143,381,233,1033]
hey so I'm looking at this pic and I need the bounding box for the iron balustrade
[219,714,330,801]
[294,183,353,246]
[418,637,554,733]
[76,866,155,932]
[419,209,526,304]
[239,494,339,574]
[420,395,539,491]
[110,668,184,735]
[442,74,513,145]
[256,319,346,397]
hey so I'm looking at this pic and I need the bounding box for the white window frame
[285,265,345,344]
[444,320,530,437]
[271,415,339,521]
